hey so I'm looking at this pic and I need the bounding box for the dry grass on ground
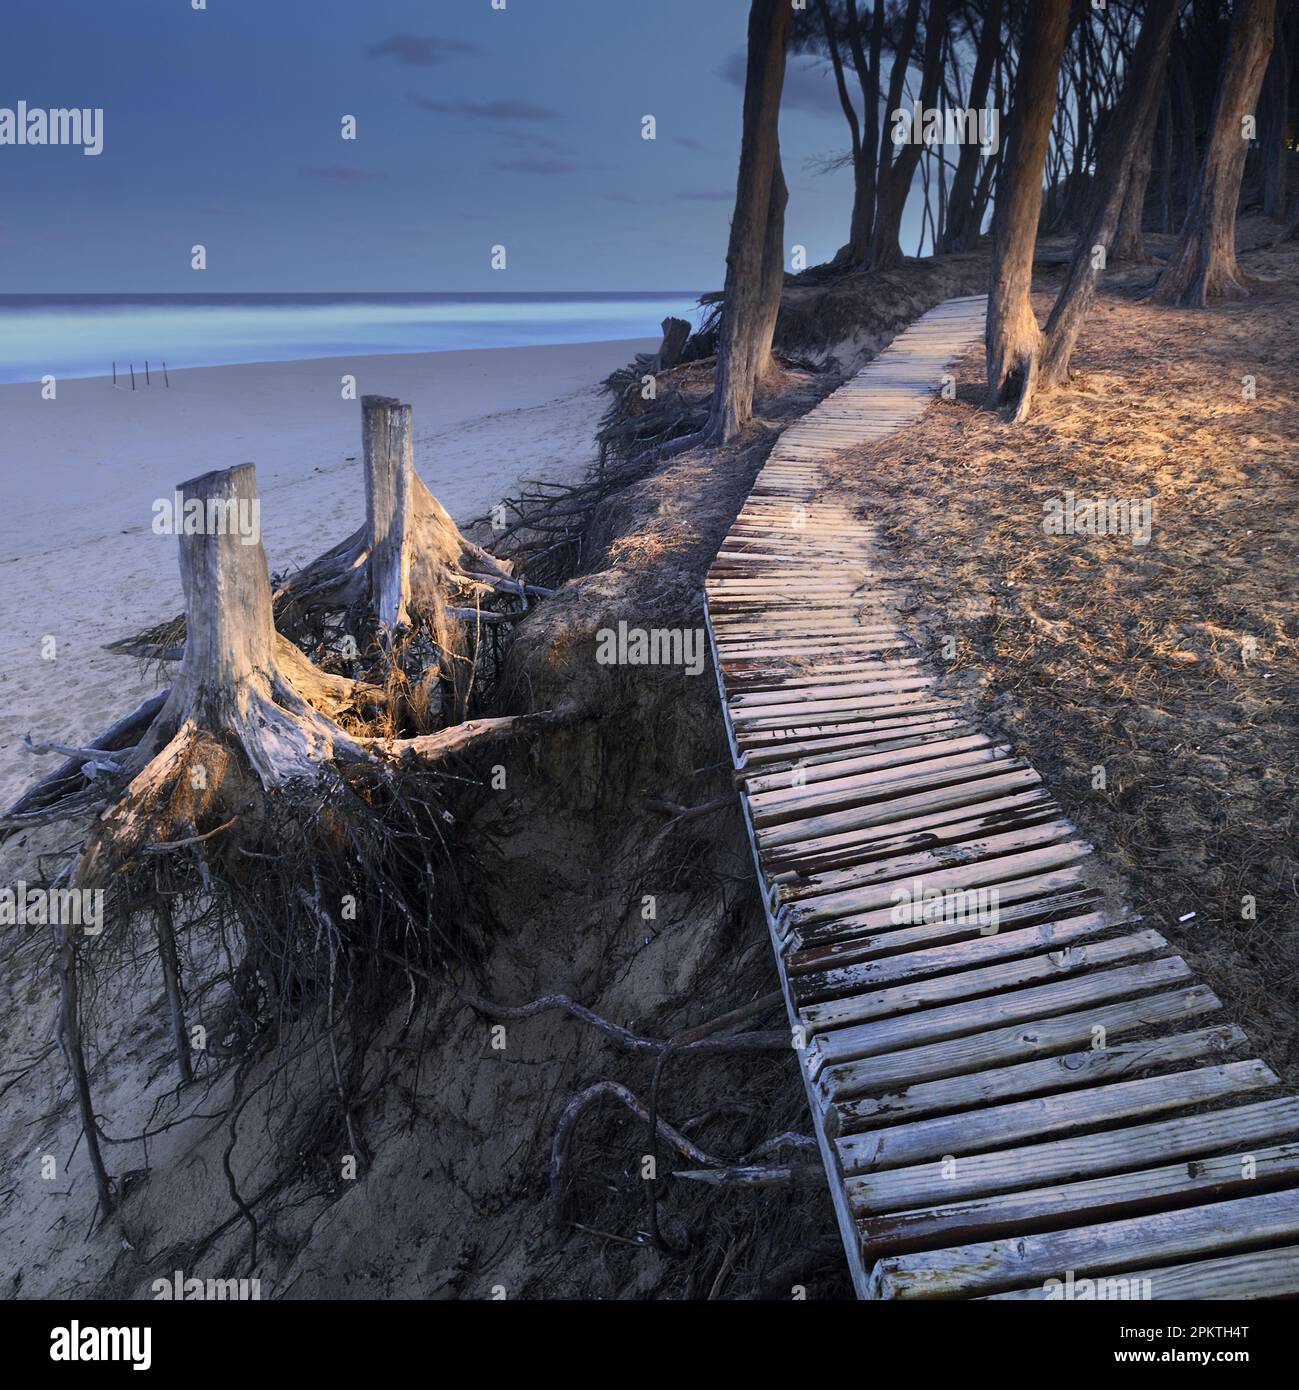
[826,235,1299,1080]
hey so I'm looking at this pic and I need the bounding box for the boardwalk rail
[704,296,1299,1300]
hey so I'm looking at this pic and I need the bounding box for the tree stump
[655,317,692,372]
[275,395,524,642]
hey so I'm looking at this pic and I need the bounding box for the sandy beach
[0,337,652,805]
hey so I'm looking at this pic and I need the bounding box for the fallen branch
[670,1164,819,1188]
[550,1080,723,1223]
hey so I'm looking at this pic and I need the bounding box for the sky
[0,0,901,295]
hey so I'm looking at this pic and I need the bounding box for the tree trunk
[1173,27,1200,219]
[831,0,884,266]
[1040,0,1181,389]
[754,152,789,386]
[1260,3,1292,221]
[1113,55,1172,262]
[1159,79,1176,231]
[1152,0,1276,305]
[709,0,790,441]
[939,0,1004,254]
[843,149,875,264]
[984,0,1072,420]
[870,0,949,270]
[816,0,866,266]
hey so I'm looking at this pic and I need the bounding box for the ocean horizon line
[0,290,706,306]
[0,291,705,385]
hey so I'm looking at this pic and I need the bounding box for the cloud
[367,34,479,66]
[675,136,705,151]
[674,190,732,202]
[410,95,558,121]
[719,49,843,119]
[302,166,389,184]
[491,157,584,175]
[492,154,611,175]
[499,129,571,154]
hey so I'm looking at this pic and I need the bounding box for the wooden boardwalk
[704,296,1299,1300]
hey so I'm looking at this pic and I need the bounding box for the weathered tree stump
[79,462,378,883]
[655,316,692,372]
[3,460,570,1218]
[275,395,529,643]
[107,396,539,717]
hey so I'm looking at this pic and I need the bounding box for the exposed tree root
[549,1081,816,1228]
[107,397,539,725]
[450,983,787,1057]
[4,459,571,1221]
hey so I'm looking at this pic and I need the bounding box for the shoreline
[0,336,653,803]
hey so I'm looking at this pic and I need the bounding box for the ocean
[0,292,703,385]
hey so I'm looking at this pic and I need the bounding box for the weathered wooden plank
[871,1187,1299,1299]
[776,819,1077,904]
[797,909,1124,1016]
[803,927,1162,1038]
[788,871,1096,972]
[863,1138,1299,1256]
[762,788,1056,870]
[753,749,1020,824]
[740,723,972,768]
[773,803,1063,890]
[785,840,1093,932]
[983,1243,1299,1301]
[738,693,960,735]
[820,984,1221,1102]
[724,663,927,695]
[759,766,1042,851]
[838,1059,1277,1175]
[730,682,945,719]
[743,734,992,794]
[730,675,935,711]
[847,1097,1299,1219]
[811,956,1194,1088]
[830,1024,1246,1135]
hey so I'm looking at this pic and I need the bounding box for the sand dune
[0,338,651,805]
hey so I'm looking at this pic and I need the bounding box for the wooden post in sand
[361,396,414,641]
[176,464,277,698]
